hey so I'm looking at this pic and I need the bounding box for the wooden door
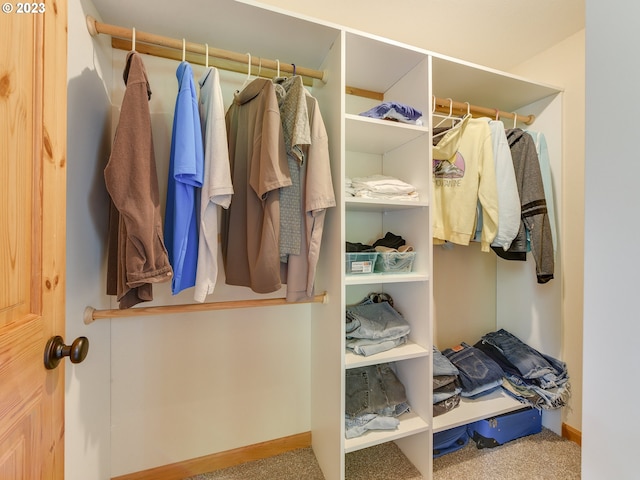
[0,1,67,478]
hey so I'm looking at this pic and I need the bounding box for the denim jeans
[433,346,459,376]
[346,302,410,341]
[345,363,408,417]
[442,343,504,398]
[345,413,400,439]
[347,335,408,357]
[502,372,570,409]
[479,329,567,387]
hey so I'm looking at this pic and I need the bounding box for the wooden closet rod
[433,96,535,125]
[83,292,328,324]
[85,15,328,84]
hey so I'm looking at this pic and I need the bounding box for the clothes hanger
[238,52,253,91]
[205,43,209,69]
[512,112,518,129]
[432,98,454,129]
[131,27,136,52]
[182,38,186,62]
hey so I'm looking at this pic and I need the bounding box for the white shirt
[194,67,234,302]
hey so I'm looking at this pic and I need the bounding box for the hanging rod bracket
[86,15,98,37]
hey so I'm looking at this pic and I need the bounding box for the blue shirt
[164,61,204,294]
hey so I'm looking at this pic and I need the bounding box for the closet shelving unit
[340,31,433,469]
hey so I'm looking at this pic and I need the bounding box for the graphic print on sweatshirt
[434,151,465,187]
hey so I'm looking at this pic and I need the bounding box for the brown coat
[105,52,173,308]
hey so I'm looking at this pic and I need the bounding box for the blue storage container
[467,407,542,449]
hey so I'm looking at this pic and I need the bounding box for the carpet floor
[187,427,580,480]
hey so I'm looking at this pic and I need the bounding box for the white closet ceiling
[89,0,584,72]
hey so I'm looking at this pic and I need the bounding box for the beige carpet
[187,428,580,480]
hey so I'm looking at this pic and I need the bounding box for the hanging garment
[495,129,554,284]
[432,115,499,251]
[280,92,336,302]
[526,130,558,259]
[472,119,521,249]
[193,67,234,302]
[104,51,173,309]
[164,61,204,295]
[222,78,291,293]
[273,75,311,259]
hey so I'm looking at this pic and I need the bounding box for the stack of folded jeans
[433,346,462,416]
[346,295,410,356]
[345,363,410,438]
[474,329,570,409]
[442,343,504,399]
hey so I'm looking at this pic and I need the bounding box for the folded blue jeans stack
[346,294,410,356]
[345,363,410,438]
[442,343,504,399]
[474,329,570,409]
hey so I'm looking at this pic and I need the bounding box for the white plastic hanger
[205,43,209,69]
[432,98,453,129]
[131,27,136,52]
[239,52,253,91]
[182,38,186,62]
[512,112,518,128]
[432,97,465,132]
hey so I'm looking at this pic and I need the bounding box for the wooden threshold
[111,432,312,480]
[561,422,582,446]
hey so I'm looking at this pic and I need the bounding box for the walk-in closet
[65,0,565,478]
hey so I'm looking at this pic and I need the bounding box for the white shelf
[345,197,428,212]
[345,341,430,369]
[344,411,430,454]
[345,114,428,154]
[432,389,525,433]
[345,272,429,285]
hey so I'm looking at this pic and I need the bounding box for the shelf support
[84,292,328,324]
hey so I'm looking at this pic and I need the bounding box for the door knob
[44,335,89,370]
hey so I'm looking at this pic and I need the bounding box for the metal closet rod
[83,292,328,324]
[85,15,328,83]
[433,96,535,125]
